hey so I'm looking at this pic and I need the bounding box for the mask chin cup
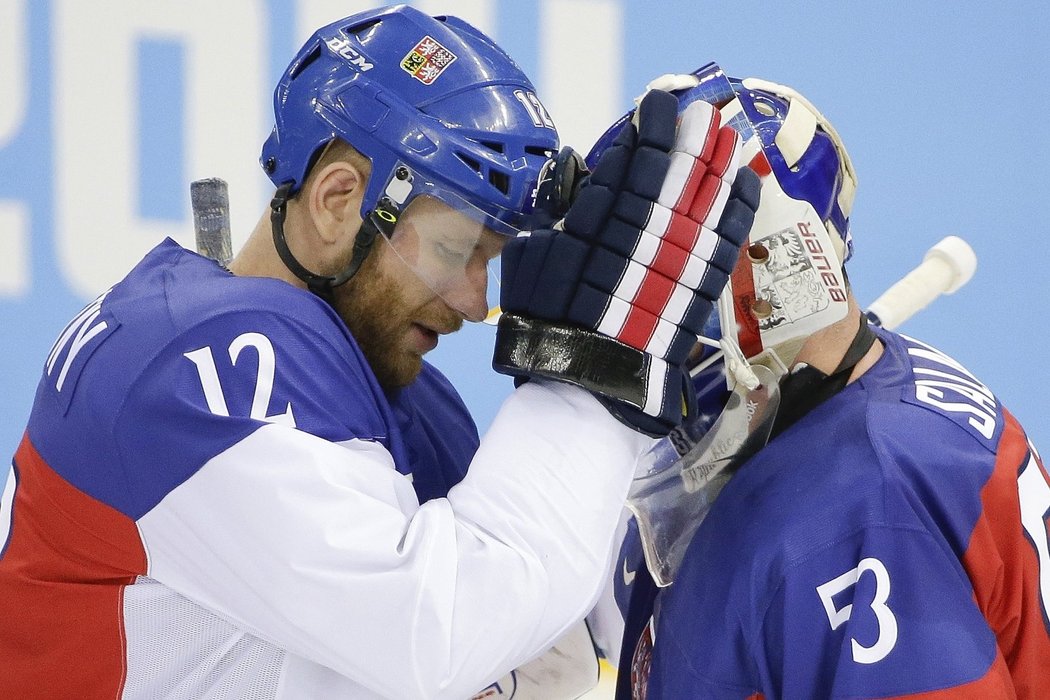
[627,363,781,587]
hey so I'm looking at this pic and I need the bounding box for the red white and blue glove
[493,90,760,436]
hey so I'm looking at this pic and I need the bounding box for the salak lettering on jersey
[798,221,847,302]
[905,335,998,440]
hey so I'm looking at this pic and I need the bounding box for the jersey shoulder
[121,238,351,353]
[707,329,1004,568]
[864,329,1004,453]
[30,239,396,519]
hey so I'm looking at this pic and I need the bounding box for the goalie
[598,65,1050,698]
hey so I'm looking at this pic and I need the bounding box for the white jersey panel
[123,576,286,699]
[136,380,651,699]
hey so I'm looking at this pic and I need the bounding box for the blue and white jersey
[1,239,650,699]
[622,328,1049,698]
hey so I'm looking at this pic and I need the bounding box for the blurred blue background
[2,0,1047,458]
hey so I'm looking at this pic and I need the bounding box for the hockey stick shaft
[865,235,977,330]
[190,178,233,267]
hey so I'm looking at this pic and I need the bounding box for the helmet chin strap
[269,183,382,303]
[769,312,876,440]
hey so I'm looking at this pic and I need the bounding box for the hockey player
[598,65,1050,698]
[0,9,759,700]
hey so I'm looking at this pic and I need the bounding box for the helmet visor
[372,182,511,322]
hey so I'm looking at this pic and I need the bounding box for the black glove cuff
[493,313,650,411]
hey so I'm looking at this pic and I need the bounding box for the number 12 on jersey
[185,332,296,427]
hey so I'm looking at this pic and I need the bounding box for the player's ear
[307,160,366,245]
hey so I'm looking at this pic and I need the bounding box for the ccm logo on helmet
[798,221,847,302]
[324,36,374,72]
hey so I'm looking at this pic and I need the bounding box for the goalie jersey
[626,328,1049,698]
[0,239,480,697]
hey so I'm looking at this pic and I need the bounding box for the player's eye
[434,241,472,266]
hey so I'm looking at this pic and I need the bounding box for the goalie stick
[190,178,233,267]
[865,235,976,329]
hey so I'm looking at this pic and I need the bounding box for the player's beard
[332,242,462,391]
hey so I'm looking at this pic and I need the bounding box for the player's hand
[493,89,759,436]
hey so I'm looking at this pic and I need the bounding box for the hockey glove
[494,89,760,436]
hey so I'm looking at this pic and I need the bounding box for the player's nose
[444,260,488,322]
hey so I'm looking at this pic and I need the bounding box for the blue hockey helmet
[260,5,559,313]
[262,4,558,234]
